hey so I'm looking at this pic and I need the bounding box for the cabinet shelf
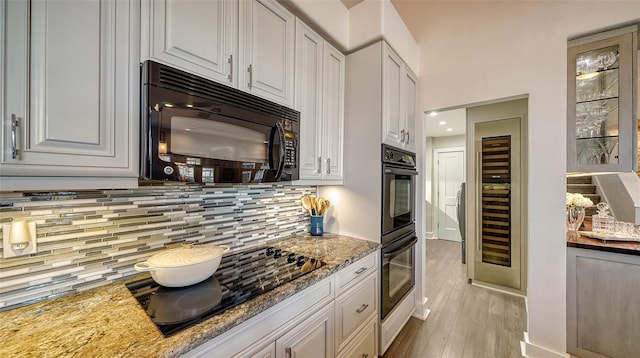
[567,26,637,173]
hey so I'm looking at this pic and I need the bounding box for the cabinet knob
[227,55,233,82]
[406,130,410,143]
[326,158,330,175]
[317,157,322,174]
[401,129,406,143]
[247,64,253,89]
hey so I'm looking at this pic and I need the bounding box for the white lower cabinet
[334,253,379,357]
[275,305,334,358]
[337,316,377,358]
[183,251,378,358]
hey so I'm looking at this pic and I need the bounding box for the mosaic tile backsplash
[0,184,316,311]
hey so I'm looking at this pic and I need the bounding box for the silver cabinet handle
[317,157,322,174]
[401,129,405,143]
[476,151,481,253]
[355,267,367,275]
[227,55,233,82]
[326,158,330,174]
[247,64,253,89]
[285,347,291,358]
[356,304,369,313]
[11,114,19,160]
[406,130,410,143]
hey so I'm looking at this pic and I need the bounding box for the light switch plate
[3,222,37,258]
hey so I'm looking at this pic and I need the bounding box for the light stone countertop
[0,233,379,358]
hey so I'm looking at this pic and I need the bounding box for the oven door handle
[384,167,417,176]
[383,236,417,258]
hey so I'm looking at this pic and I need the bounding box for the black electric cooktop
[126,246,326,337]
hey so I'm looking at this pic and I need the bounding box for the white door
[436,149,465,242]
[382,44,403,147]
[1,0,138,179]
[321,42,344,181]
[147,0,237,86]
[239,0,295,106]
[275,305,334,358]
[294,19,323,180]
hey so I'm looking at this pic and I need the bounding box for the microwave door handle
[383,236,418,258]
[268,122,286,180]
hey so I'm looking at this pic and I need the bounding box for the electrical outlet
[3,221,37,258]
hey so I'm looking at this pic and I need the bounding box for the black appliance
[380,230,417,320]
[380,144,418,320]
[126,246,325,337]
[141,61,300,184]
[381,144,417,245]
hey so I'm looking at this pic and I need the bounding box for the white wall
[288,0,350,48]
[396,1,639,356]
[432,134,465,149]
[349,0,419,73]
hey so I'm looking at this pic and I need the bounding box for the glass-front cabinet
[567,25,637,173]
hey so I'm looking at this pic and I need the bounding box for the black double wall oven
[381,144,418,320]
[141,61,300,184]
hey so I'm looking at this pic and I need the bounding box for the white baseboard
[425,231,435,239]
[522,332,569,358]
[412,296,430,321]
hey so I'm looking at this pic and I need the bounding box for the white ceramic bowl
[134,244,230,287]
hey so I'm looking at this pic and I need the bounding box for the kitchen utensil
[134,243,230,287]
[300,195,313,215]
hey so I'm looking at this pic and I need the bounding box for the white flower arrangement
[566,192,594,210]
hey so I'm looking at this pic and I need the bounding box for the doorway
[435,147,465,242]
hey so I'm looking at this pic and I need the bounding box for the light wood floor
[382,239,527,358]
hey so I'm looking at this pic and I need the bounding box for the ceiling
[424,108,466,137]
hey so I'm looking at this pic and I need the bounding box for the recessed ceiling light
[439,121,447,125]
[429,111,438,117]
[446,128,453,132]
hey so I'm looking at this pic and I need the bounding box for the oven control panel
[383,145,416,168]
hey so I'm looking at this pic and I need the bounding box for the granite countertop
[566,230,640,256]
[0,233,379,358]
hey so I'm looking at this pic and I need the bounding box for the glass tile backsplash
[0,184,315,311]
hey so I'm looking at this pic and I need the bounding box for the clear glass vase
[567,207,586,231]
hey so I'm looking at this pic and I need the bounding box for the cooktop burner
[126,245,326,337]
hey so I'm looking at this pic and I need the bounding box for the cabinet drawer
[335,273,377,349]
[337,316,377,358]
[336,252,377,294]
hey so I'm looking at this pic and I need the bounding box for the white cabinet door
[275,305,334,358]
[382,44,403,148]
[382,43,417,153]
[295,19,323,180]
[403,68,417,153]
[145,0,237,86]
[1,0,139,189]
[321,42,345,182]
[239,0,294,106]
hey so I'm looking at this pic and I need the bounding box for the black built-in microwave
[141,61,299,184]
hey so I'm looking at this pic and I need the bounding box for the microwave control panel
[284,138,296,167]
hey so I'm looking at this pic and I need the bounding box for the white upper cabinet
[144,0,237,87]
[382,43,417,152]
[403,68,418,152]
[239,0,295,107]
[144,0,294,107]
[321,42,345,181]
[1,0,140,190]
[295,20,344,184]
